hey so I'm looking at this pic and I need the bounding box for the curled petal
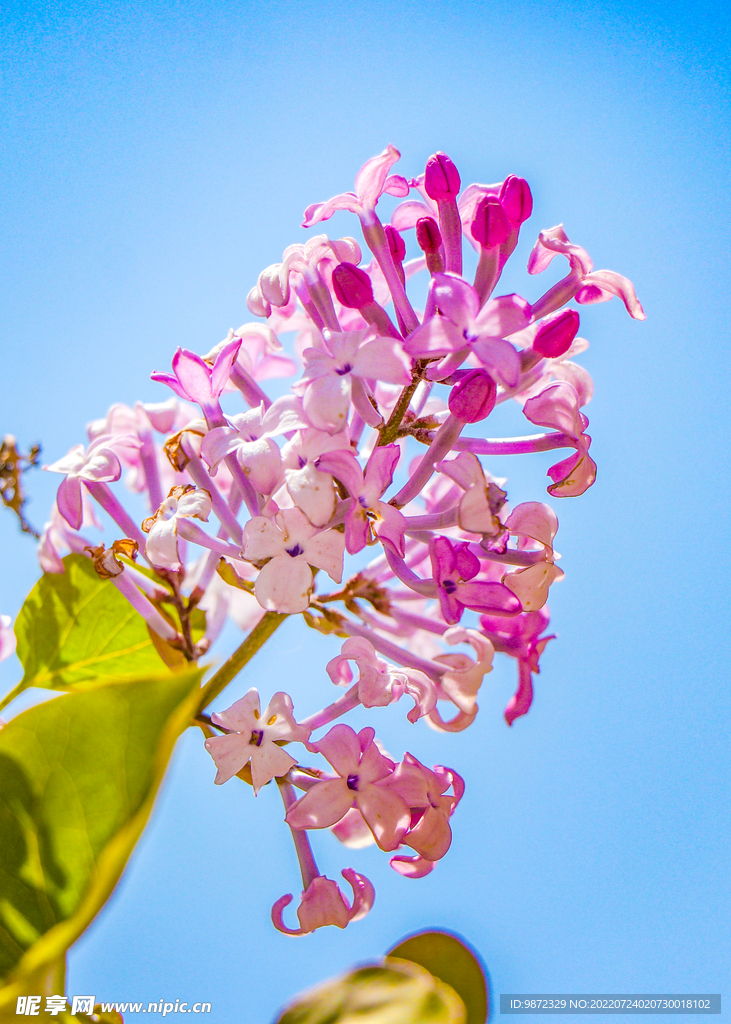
[390,854,437,879]
[505,660,534,725]
[576,269,645,320]
[547,450,597,497]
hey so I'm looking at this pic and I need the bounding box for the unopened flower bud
[448,369,497,423]
[332,263,375,309]
[246,285,271,318]
[499,175,533,224]
[472,196,511,249]
[424,152,461,200]
[533,309,580,358]
[416,216,442,254]
[258,264,289,307]
[384,224,406,263]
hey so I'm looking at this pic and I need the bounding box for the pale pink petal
[285,463,337,528]
[315,723,363,776]
[250,743,298,795]
[56,475,83,530]
[210,337,243,396]
[547,450,597,497]
[473,293,532,337]
[502,561,564,612]
[504,502,558,549]
[390,199,434,231]
[390,854,437,878]
[316,449,364,499]
[303,374,351,434]
[286,778,354,830]
[471,337,521,388]
[352,337,411,385]
[254,556,313,613]
[243,516,286,561]
[302,192,361,228]
[523,381,584,437]
[341,867,376,921]
[356,785,411,851]
[331,808,376,849]
[205,732,252,785]
[145,517,181,569]
[354,144,402,209]
[212,688,260,732]
[403,315,466,357]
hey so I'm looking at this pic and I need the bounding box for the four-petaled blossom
[205,689,310,792]
[242,507,344,613]
[286,724,411,851]
[385,753,464,862]
[44,436,123,530]
[404,273,531,385]
[430,535,521,624]
[271,869,375,936]
[302,145,409,229]
[317,445,406,556]
[142,484,212,570]
[280,427,350,527]
[151,338,242,424]
[327,636,436,723]
[297,329,410,434]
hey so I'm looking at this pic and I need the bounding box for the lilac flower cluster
[40,146,643,933]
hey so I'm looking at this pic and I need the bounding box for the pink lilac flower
[280,427,350,527]
[296,328,410,434]
[151,338,242,426]
[480,608,555,725]
[271,869,375,936]
[205,689,310,793]
[286,724,411,851]
[44,436,124,530]
[500,502,564,611]
[326,636,436,723]
[428,626,495,731]
[316,445,406,555]
[429,535,521,624]
[242,507,344,613]
[141,484,213,571]
[404,273,531,385]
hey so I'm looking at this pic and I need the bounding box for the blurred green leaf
[275,958,466,1024]
[5,554,168,708]
[0,666,203,1013]
[387,930,488,1024]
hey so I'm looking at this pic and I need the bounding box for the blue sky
[1,1,730,1021]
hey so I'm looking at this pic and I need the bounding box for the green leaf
[387,931,489,1024]
[0,665,203,1013]
[275,958,466,1024]
[6,555,169,707]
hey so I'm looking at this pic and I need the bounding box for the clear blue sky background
[1,1,730,1021]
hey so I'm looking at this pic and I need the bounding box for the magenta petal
[171,348,214,404]
[271,893,305,936]
[363,444,400,499]
[505,660,534,725]
[149,371,191,401]
[340,868,375,921]
[56,475,83,530]
[210,337,243,397]
[458,581,521,615]
[317,449,364,498]
[430,273,480,326]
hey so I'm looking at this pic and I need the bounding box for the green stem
[196,610,288,713]
[379,366,424,446]
[0,680,25,715]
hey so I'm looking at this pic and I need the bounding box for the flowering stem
[379,363,426,446]
[196,610,288,713]
[301,684,361,731]
[278,778,320,890]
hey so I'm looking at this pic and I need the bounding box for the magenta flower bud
[499,175,533,224]
[415,216,442,254]
[384,224,406,263]
[424,152,461,200]
[471,196,511,249]
[533,309,580,358]
[332,262,375,309]
[448,369,497,423]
